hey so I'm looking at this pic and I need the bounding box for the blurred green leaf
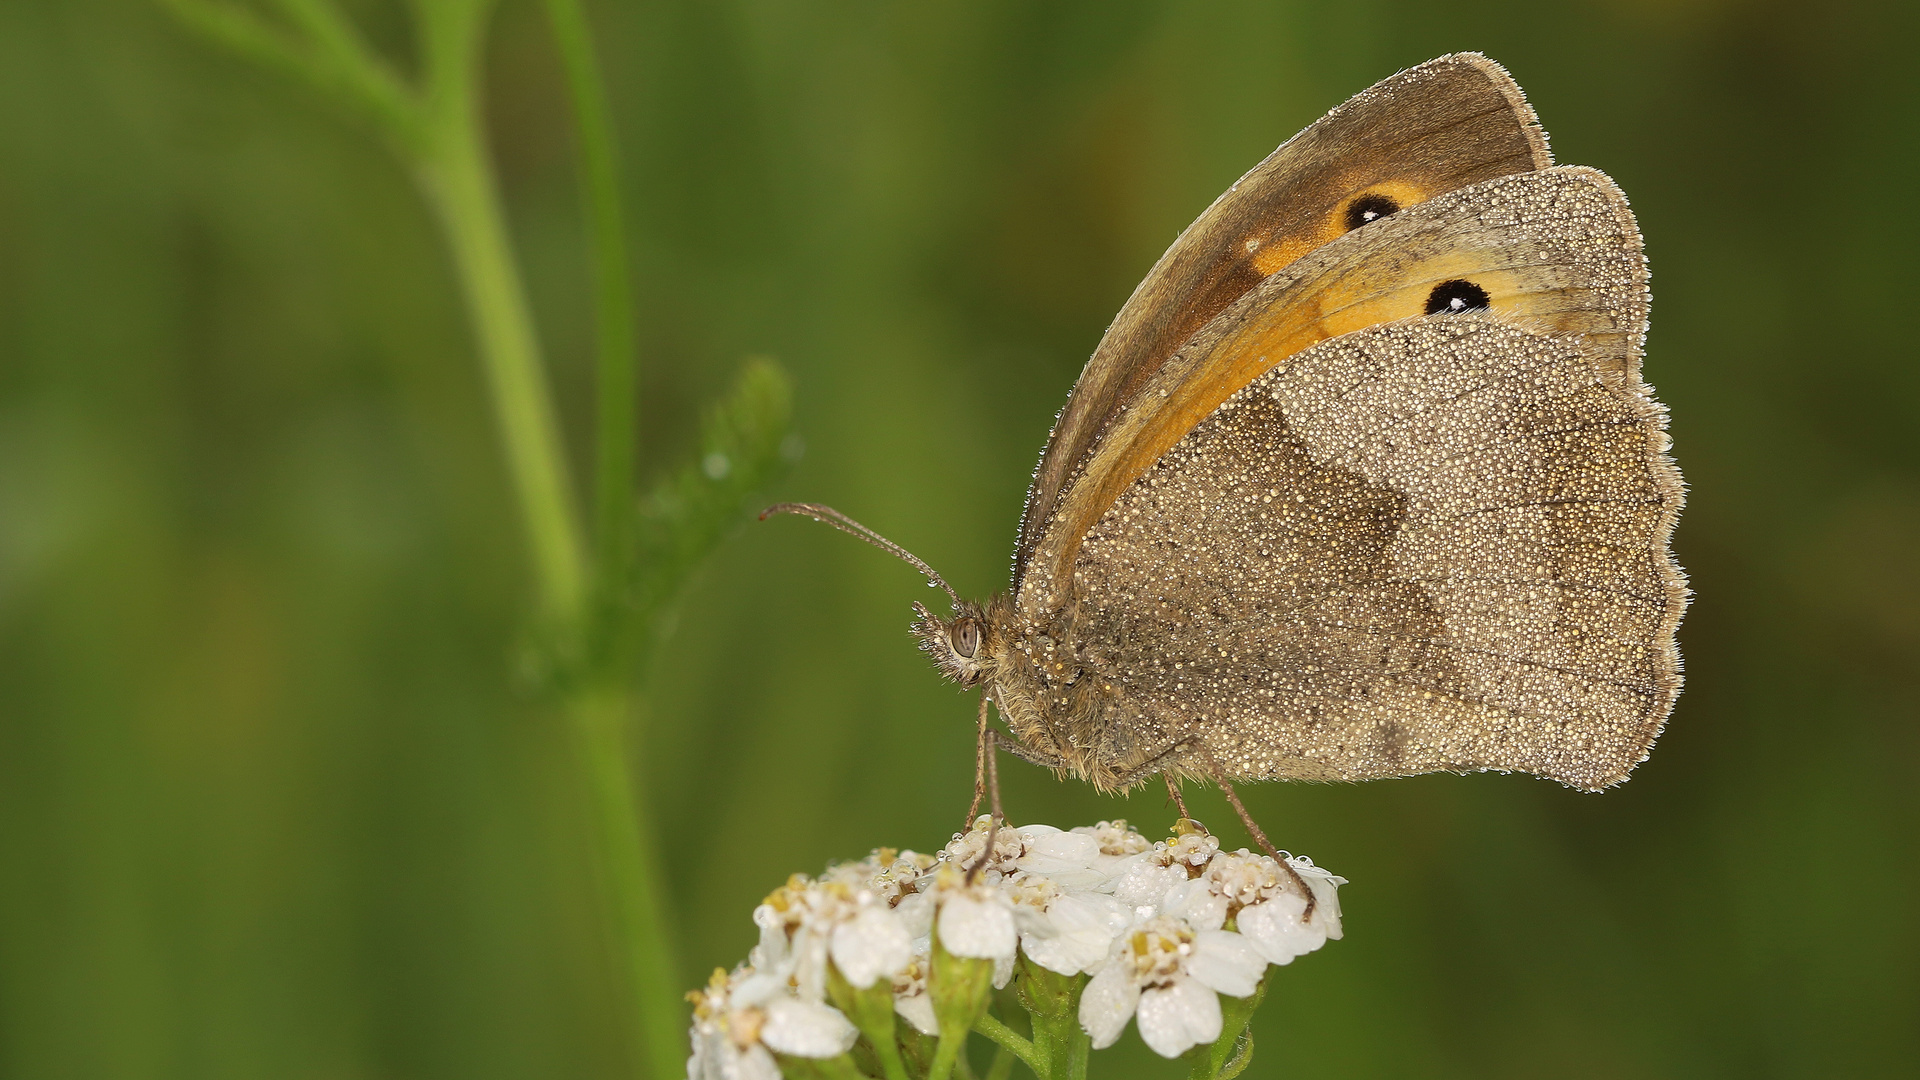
[621,357,795,665]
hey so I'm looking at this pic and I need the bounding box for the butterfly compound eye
[951,617,980,659]
[1343,192,1400,231]
[1425,279,1492,315]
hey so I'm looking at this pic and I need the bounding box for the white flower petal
[938,892,1018,960]
[1078,962,1142,1050]
[1136,975,1222,1058]
[1237,892,1327,965]
[1020,894,1130,976]
[687,1030,714,1080]
[729,1042,782,1080]
[893,991,939,1036]
[831,906,911,989]
[788,927,831,1000]
[1011,901,1056,938]
[760,997,857,1058]
[892,892,934,939]
[1186,930,1265,998]
[993,951,1015,989]
[729,973,787,1009]
[1112,861,1185,910]
[1165,879,1229,932]
[1020,934,1080,976]
[1016,831,1106,886]
[748,905,789,973]
[1292,861,1346,940]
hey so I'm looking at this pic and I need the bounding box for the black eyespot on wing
[1343,193,1401,232]
[1425,279,1492,315]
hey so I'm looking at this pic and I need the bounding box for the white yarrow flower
[687,968,857,1080]
[1005,872,1133,976]
[889,955,939,1036]
[751,869,916,996]
[1079,914,1267,1057]
[931,873,1019,962]
[941,817,1112,889]
[698,819,1347,1072]
[1198,850,1346,965]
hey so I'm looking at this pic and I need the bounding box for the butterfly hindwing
[1066,317,1683,792]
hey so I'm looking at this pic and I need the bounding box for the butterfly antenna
[760,502,962,608]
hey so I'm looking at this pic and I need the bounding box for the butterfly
[769,53,1686,824]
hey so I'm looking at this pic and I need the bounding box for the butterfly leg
[1216,779,1316,920]
[1163,775,1191,820]
[964,691,992,832]
[995,729,1069,771]
[966,731,1006,884]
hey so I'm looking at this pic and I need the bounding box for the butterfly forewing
[1020,167,1649,607]
[1016,53,1553,590]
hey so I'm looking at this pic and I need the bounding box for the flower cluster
[688,819,1345,1080]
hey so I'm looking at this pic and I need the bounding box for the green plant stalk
[410,22,586,620]
[379,4,679,1074]
[162,3,727,1076]
[571,687,684,1080]
[1064,1023,1090,1080]
[1029,1008,1090,1080]
[540,0,639,597]
[828,966,911,1080]
[408,21,682,1072]
[1190,979,1265,1080]
[971,1014,1044,1078]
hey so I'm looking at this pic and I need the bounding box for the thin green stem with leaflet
[158,3,721,1079]
[540,0,640,612]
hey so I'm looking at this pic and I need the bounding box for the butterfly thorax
[916,593,1162,793]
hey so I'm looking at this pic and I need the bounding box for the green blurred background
[3,0,1917,1077]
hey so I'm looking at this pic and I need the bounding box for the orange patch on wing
[1248,179,1435,278]
[1061,258,1551,570]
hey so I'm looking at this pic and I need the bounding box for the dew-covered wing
[1069,312,1685,791]
[1015,53,1552,590]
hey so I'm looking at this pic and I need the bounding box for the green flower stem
[927,1034,965,1080]
[1190,980,1266,1080]
[1215,1031,1255,1080]
[971,1014,1044,1078]
[983,1046,1016,1080]
[570,687,683,1080]
[928,925,994,1080]
[268,0,420,139]
[164,3,683,1076]
[539,0,638,595]
[160,0,423,144]
[404,16,682,1077]
[1023,1011,1089,1080]
[1063,1022,1090,1080]
[410,0,586,621]
[778,1053,872,1080]
[827,965,910,1080]
[1012,961,1088,1080]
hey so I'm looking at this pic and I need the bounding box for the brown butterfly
[769,54,1686,836]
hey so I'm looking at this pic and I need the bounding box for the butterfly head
[760,501,1001,687]
[912,599,996,689]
